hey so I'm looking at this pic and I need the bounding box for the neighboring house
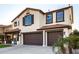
[0,25,12,43]
[0,25,5,34]
[3,6,73,46]
[0,25,12,34]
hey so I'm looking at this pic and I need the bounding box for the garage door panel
[23,32,43,45]
[47,31,63,46]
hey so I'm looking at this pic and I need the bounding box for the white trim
[17,41,20,45]
[43,30,46,47]
[42,30,47,47]
[20,34,23,45]
[45,32,47,46]
[18,33,23,45]
[4,41,6,44]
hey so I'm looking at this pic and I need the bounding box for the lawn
[0,44,11,48]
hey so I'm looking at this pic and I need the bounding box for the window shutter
[18,21,19,26]
[23,17,25,26]
[32,15,34,24]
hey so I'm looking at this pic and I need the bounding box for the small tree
[53,37,69,54]
[73,30,79,35]
[69,30,79,49]
[53,29,79,54]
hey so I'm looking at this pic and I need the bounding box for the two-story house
[4,6,73,46]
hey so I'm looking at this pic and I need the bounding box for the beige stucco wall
[0,28,4,34]
[44,8,73,26]
[63,28,72,38]
[10,7,73,45]
[0,26,12,34]
[4,25,12,32]
[12,7,73,33]
[12,10,45,32]
[39,13,45,27]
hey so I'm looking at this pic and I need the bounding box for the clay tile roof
[5,28,21,33]
[38,24,72,30]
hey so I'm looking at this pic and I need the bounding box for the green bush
[53,29,79,53]
[53,38,68,53]
[0,44,11,48]
[69,35,79,49]
[68,29,79,49]
[0,35,4,40]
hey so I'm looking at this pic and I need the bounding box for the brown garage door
[47,31,63,46]
[23,32,43,45]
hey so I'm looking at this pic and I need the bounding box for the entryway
[4,28,20,45]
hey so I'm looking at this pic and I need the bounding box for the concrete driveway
[0,45,53,54]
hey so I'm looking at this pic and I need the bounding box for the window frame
[46,12,53,24]
[14,21,17,27]
[23,14,34,26]
[56,10,64,22]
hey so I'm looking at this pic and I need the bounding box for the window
[56,11,64,22]
[46,12,53,24]
[23,15,34,26]
[14,21,19,27]
[14,22,17,27]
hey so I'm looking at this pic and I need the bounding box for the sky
[0,4,79,30]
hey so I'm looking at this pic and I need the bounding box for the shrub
[0,44,11,48]
[53,38,68,53]
[53,29,79,54]
[0,35,4,40]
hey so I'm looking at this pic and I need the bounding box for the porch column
[20,33,23,45]
[46,32,47,46]
[18,32,23,45]
[12,33,14,44]
[17,32,19,41]
[43,30,47,47]
[4,34,6,44]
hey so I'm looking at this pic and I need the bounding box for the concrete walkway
[0,45,54,54]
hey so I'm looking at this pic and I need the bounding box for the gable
[11,8,44,22]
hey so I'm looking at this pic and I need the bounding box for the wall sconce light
[14,35,17,38]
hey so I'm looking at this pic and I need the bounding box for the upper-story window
[14,22,17,27]
[23,14,34,26]
[56,10,64,22]
[14,21,19,27]
[46,12,53,24]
